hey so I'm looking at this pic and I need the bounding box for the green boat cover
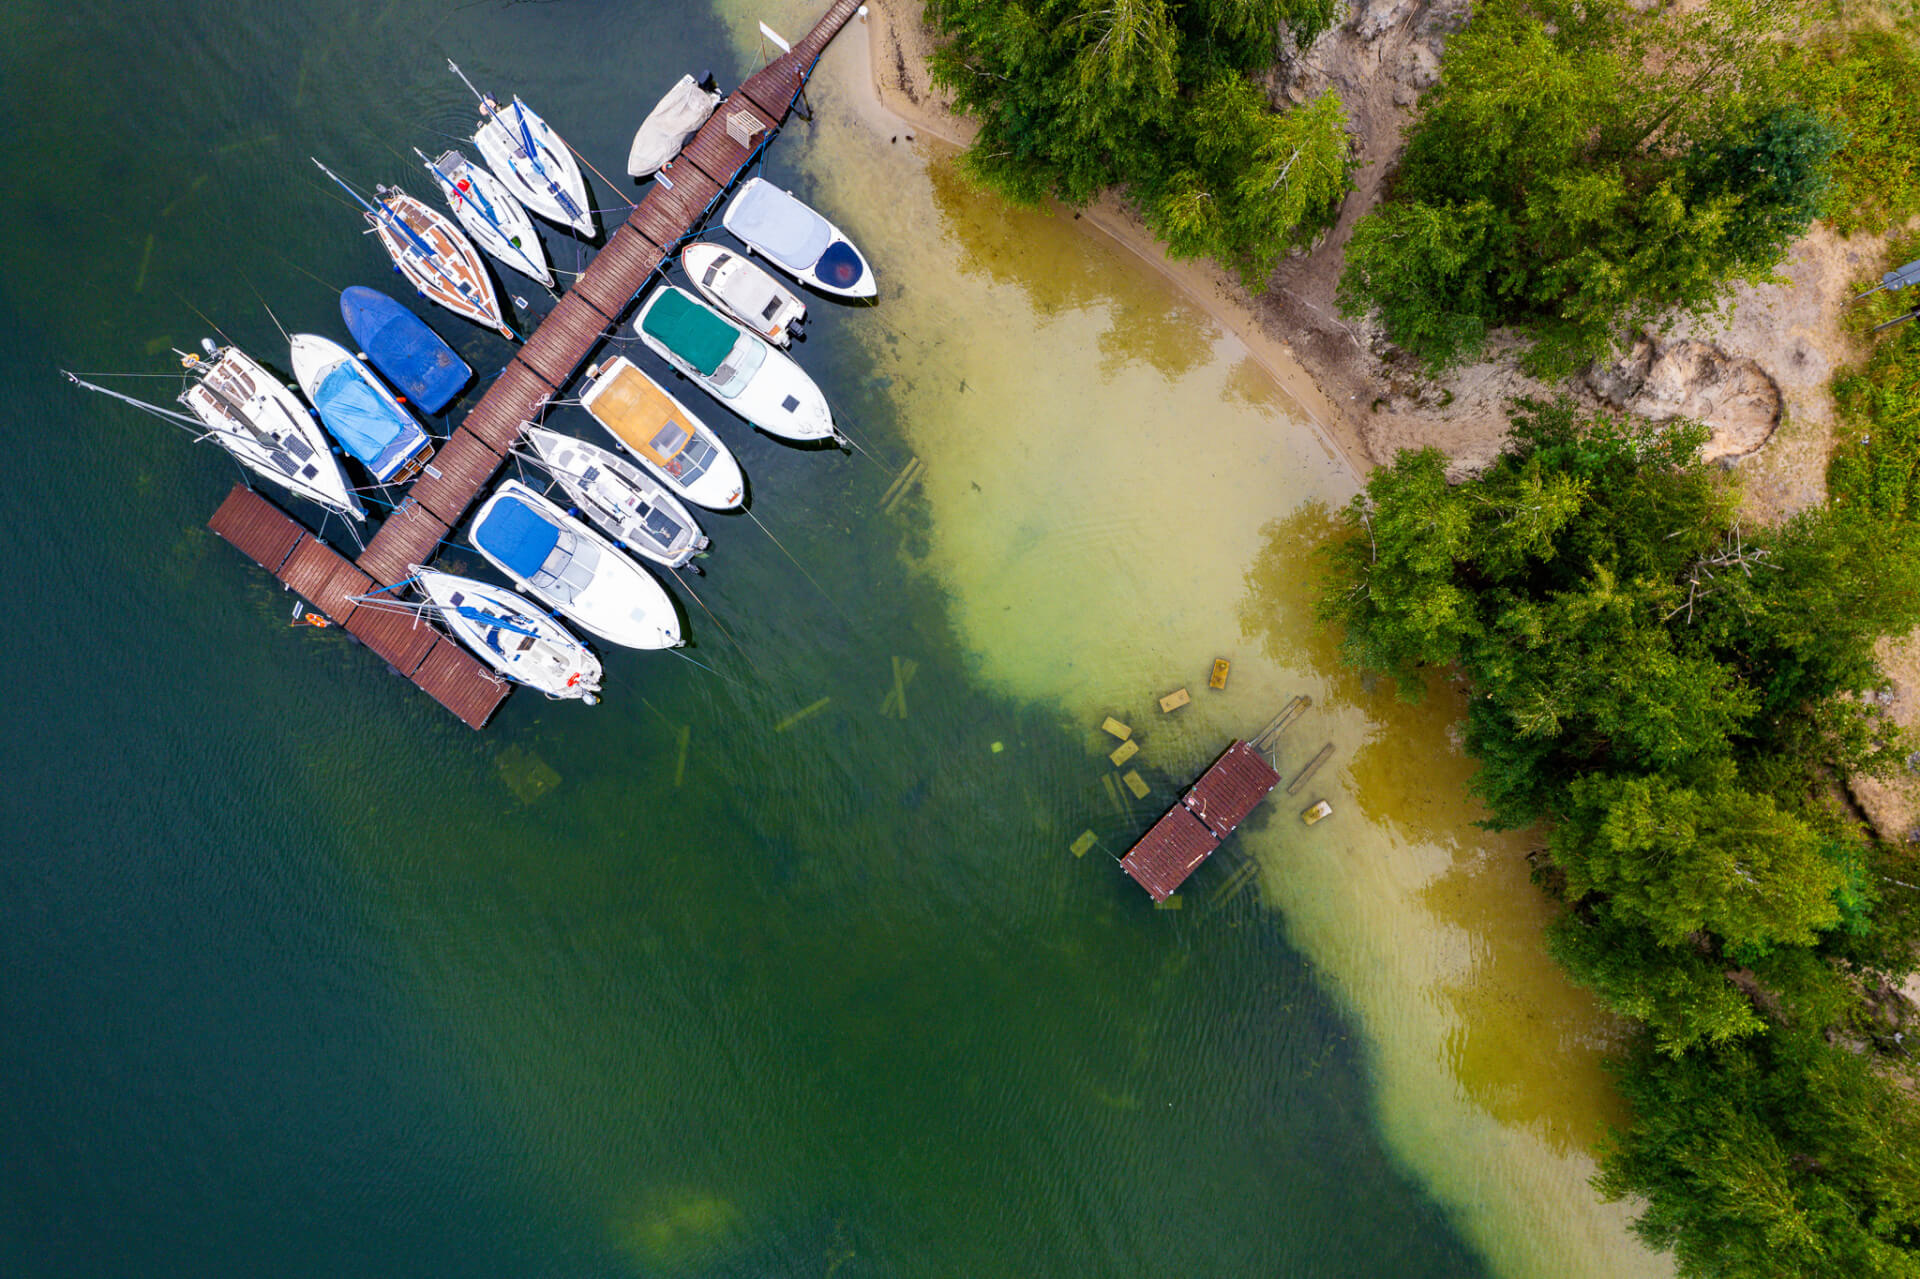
[642,287,736,377]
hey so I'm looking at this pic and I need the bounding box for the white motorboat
[523,426,709,570]
[681,242,805,347]
[419,147,553,288]
[634,286,841,445]
[469,479,681,650]
[414,567,601,701]
[578,355,745,511]
[721,177,875,299]
[288,333,434,485]
[313,159,513,339]
[450,62,595,238]
[628,73,720,177]
[177,342,364,521]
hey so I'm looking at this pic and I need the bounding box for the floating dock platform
[204,0,864,727]
[1119,740,1280,902]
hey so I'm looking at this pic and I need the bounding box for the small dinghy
[579,356,744,511]
[470,479,682,650]
[721,177,875,299]
[634,286,841,445]
[340,287,471,415]
[419,147,553,288]
[450,61,595,238]
[628,73,720,177]
[523,426,709,570]
[681,242,805,347]
[415,568,601,701]
[313,159,513,339]
[289,333,435,485]
[176,342,364,521]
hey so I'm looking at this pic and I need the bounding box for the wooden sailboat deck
[204,0,862,728]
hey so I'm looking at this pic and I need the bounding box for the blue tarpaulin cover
[340,286,471,414]
[816,240,865,290]
[312,360,427,483]
[476,495,560,579]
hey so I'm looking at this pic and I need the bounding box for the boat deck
[204,0,862,727]
[1120,740,1280,902]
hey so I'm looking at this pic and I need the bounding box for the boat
[449,61,595,238]
[681,242,805,347]
[469,479,682,650]
[523,426,710,570]
[313,159,513,339]
[634,286,841,445]
[175,342,365,521]
[289,333,435,485]
[414,567,601,701]
[628,73,720,177]
[720,177,875,299]
[418,147,553,288]
[339,287,472,415]
[578,355,744,511]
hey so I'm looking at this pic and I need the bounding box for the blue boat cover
[816,240,865,291]
[312,361,426,483]
[476,495,560,579]
[339,286,471,414]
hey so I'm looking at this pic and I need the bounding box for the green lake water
[0,1,1633,1275]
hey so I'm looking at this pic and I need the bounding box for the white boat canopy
[725,182,831,274]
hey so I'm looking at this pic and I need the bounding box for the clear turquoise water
[0,2,1488,1274]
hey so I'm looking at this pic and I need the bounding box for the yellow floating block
[1210,658,1231,690]
[1154,894,1184,911]
[1302,800,1333,825]
[1101,716,1132,741]
[1159,687,1191,713]
[1070,830,1098,858]
[1122,769,1150,800]
[1109,738,1139,767]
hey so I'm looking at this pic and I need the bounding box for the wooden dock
[205,0,863,728]
[1119,740,1280,902]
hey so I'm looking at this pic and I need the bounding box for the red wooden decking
[203,0,863,727]
[208,485,509,729]
[1120,740,1281,902]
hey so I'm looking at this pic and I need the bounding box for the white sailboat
[177,343,365,521]
[522,426,709,570]
[450,61,596,238]
[469,479,682,650]
[634,286,841,445]
[418,147,553,288]
[413,568,602,701]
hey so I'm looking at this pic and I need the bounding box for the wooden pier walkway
[205,0,863,727]
[1120,741,1280,902]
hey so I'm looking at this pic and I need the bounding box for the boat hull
[681,242,805,347]
[368,189,510,337]
[476,96,595,238]
[722,177,876,300]
[416,568,601,700]
[179,345,364,521]
[426,150,553,288]
[635,286,839,444]
[523,426,709,569]
[470,479,682,650]
[339,287,471,415]
[629,74,721,177]
[579,356,745,511]
[289,333,434,485]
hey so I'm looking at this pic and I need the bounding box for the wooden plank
[277,535,372,624]
[344,603,440,677]
[1285,743,1335,796]
[631,166,724,246]
[407,429,503,526]
[572,225,664,320]
[207,484,305,574]
[1119,804,1219,904]
[411,635,510,729]
[516,291,610,390]
[356,499,450,587]
[461,360,550,454]
[680,99,774,186]
[1186,740,1282,837]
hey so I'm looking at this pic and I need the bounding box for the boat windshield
[707,335,765,399]
[636,500,687,547]
[529,529,598,603]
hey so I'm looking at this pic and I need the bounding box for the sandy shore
[851,0,1373,479]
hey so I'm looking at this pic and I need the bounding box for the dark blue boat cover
[340,286,471,415]
[476,495,559,579]
[816,240,865,290]
[313,362,426,483]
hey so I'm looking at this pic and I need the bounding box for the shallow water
[3,1,1656,1276]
